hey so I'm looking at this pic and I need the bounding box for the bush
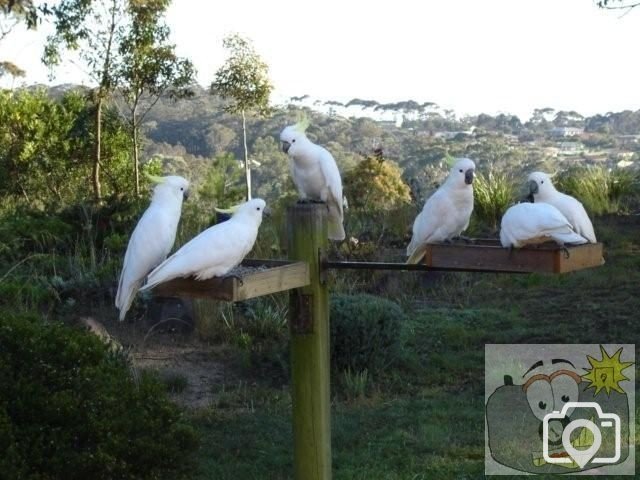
[343,153,412,211]
[0,311,198,480]
[330,294,407,375]
[556,166,639,215]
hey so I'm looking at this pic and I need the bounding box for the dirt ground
[79,311,233,409]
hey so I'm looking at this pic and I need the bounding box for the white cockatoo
[279,121,345,241]
[500,202,588,248]
[406,158,476,264]
[140,199,268,291]
[115,174,189,321]
[527,171,597,243]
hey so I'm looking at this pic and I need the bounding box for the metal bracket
[290,290,313,334]
[318,248,327,285]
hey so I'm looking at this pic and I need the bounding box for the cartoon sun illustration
[582,345,633,395]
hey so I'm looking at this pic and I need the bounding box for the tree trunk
[132,103,140,196]
[242,109,251,200]
[93,96,103,202]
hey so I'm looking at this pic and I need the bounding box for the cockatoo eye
[541,181,544,184]
[459,169,463,173]
[180,187,184,191]
[292,139,296,143]
[256,207,260,211]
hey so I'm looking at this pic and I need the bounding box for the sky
[1,0,639,121]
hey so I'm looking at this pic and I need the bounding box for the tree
[118,0,195,196]
[210,33,273,200]
[0,60,25,87]
[43,0,127,202]
[0,0,38,43]
[343,148,411,211]
[198,153,245,207]
[0,1,39,79]
[0,89,133,207]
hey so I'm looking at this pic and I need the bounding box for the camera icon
[543,402,621,468]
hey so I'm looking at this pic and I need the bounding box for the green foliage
[473,167,517,232]
[343,153,412,211]
[330,294,407,375]
[0,89,133,207]
[555,166,639,215]
[0,311,199,479]
[0,209,73,257]
[210,34,273,116]
[198,153,245,207]
[340,368,369,402]
[118,0,195,194]
[0,0,39,33]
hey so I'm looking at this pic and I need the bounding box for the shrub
[0,311,199,480]
[343,153,412,211]
[330,294,407,375]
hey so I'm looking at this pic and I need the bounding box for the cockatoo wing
[115,207,176,321]
[318,147,345,241]
[141,220,256,291]
[500,203,587,248]
[406,190,458,264]
[554,193,597,243]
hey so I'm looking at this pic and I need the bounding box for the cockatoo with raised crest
[280,120,345,241]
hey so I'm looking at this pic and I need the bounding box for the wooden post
[287,203,331,480]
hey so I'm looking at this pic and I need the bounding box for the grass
[556,166,639,215]
[2,197,638,478]
[472,167,517,234]
[189,213,640,479]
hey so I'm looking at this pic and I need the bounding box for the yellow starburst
[582,345,633,396]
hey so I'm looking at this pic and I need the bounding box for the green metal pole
[287,203,331,480]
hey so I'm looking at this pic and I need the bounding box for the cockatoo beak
[464,168,475,185]
[215,203,243,215]
[145,172,165,184]
[263,206,272,217]
[527,180,539,195]
[281,141,291,154]
[183,189,190,201]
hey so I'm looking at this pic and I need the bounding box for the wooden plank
[236,261,310,301]
[152,260,310,301]
[557,243,605,273]
[423,241,604,274]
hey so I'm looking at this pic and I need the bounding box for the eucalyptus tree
[118,0,195,196]
[210,34,273,200]
[43,0,127,201]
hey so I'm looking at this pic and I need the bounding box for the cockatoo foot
[452,235,474,244]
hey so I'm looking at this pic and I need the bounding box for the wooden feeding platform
[422,239,605,274]
[151,259,310,301]
[323,239,604,274]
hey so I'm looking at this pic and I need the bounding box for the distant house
[433,127,476,140]
[557,141,584,156]
[549,127,584,138]
[616,134,640,147]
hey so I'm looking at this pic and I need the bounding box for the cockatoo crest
[295,115,310,133]
[443,154,456,168]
